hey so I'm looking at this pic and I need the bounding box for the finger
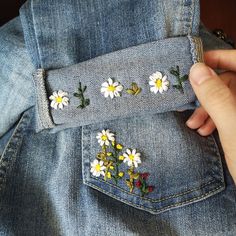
[186,107,209,129]
[189,63,236,133]
[197,117,216,136]
[204,50,236,71]
[219,71,236,94]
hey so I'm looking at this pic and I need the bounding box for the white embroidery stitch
[49,90,69,110]
[101,78,123,99]
[149,71,169,94]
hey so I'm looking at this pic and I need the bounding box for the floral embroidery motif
[90,129,154,197]
[149,71,169,94]
[170,66,189,94]
[96,129,115,146]
[123,149,141,168]
[90,159,106,177]
[74,82,90,109]
[49,90,69,110]
[101,78,123,99]
[126,82,142,95]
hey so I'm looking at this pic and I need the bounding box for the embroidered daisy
[101,78,123,99]
[149,71,169,94]
[49,90,69,110]
[90,159,106,177]
[123,149,141,168]
[96,129,115,146]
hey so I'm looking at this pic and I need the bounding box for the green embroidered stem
[170,66,188,94]
[74,82,90,108]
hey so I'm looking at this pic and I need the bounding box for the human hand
[186,50,236,183]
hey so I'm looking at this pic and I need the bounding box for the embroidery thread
[49,90,69,110]
[126,82,142,95]
[149,71,169,94]
[101,78,123,99]
[170,66,188,93]
[90,129,154,196]
[74,82,90,109]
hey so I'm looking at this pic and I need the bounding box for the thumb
[189,63,236,133]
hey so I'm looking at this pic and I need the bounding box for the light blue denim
[0,0,235,235]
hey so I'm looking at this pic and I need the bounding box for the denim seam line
[33,68,55,129]
[0,110,31,191]
[84,180,225,214]
[188,35,204,63]
[90,177,215,202]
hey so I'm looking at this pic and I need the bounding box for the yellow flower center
[129,154,135,161]
[155,79,162,89]
[101,135,107,141]
[108,85,116,92]
[95,164,101,172]
[56,96,63,103]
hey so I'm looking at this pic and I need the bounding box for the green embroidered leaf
[131,82,138,90]
[74,93,82,98]
[173,84,182,89]
[126,82,142,95]
[180,74,188,82]
[74,82,90,109]
[126,89,135,95]
[170,69,179,77]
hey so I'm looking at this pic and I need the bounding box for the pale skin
[186,50,236,184]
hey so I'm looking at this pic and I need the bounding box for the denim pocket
[82,111,225,214]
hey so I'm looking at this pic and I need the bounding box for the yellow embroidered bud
[107,152,112,156]
[116,144,123,150]
[107,172,111,179]
[112,141,115,146]
[118,172,124,177]
[109,166,114,170]
[133,173,140,179]
[118,155,124,161]
[128,169,133,175]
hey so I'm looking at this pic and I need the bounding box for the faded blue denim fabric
[0,1,236,236]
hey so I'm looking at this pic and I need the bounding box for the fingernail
[190,63,216,85]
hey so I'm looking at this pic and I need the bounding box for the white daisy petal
[58,103,64,110]
[108,78,113,85]
[101,82,109,87]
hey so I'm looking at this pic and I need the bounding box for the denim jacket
[0,0,235,235]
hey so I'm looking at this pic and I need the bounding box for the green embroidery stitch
[170,66,189,94]
[126,82,142,95]
[91,129,154,197]
[74,82,90,108]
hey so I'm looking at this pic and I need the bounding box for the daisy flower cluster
[90,129,154,196]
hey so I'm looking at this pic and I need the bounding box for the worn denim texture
[0,0,236,235]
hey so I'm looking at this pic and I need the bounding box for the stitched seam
[0,111,31,190]
[188,0,194,34]
[32,71,43,129]
[188,36,204,63]
[33,69,55,129]
[85,180,224,213]
[91,175,215,203]
[31,0,43,68]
